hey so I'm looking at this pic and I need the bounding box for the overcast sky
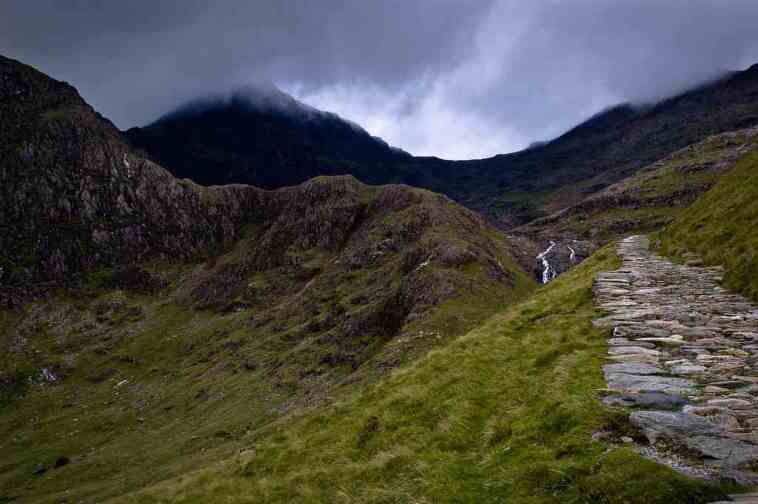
[3,1,758,159]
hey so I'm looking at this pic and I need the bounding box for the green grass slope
[117,246,727,504]
[659,149,758,301]
[519,127,758,243]
[0,178,537,504]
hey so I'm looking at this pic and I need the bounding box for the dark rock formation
[0,55,273,292]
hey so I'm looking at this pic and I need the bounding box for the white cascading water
[567,245,576,263]
[536,240,557,284]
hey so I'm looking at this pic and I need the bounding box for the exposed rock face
[0,54,533,328]
[0,55,273,292]
[594,235,758,482]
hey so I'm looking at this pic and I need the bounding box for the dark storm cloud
[3,0,758,158]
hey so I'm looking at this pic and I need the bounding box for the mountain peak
[126,84,410,189]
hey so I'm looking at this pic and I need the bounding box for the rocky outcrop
[594,235,758,482]
[0,55,276,295]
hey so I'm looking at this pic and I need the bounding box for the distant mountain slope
[124,63,758,229]
[430,63,758,227]
[125,85,411,189]
[517,127,758,242]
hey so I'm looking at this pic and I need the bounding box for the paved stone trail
[594,235,758,486]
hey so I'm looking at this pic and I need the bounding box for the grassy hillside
[659,149,758,301]
[0,178,537,504]
[115,246,728,504]
[520,127,758,242]
[0,54,546,503]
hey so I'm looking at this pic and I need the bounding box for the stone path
[594,235,758,484]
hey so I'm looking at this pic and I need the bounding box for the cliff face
[0,55,271,292]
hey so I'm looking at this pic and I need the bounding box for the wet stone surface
[594,235,758,483]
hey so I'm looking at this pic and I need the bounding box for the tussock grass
[121,246,726,503]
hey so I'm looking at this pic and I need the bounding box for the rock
[717,470,758,486]
[605,373,695,394]
[607,346,661,356]
[603,392,688,410]
[704,386,731,394]
[631,409,758,467]
[631,411,720,442]
[54,456,70,468]
[688,436,758,466]
[637,337,685,346]
[608,338,656,348]
[670,364,707,375]
[33,464,46,475]
[607,353,660,364]
[683,405,729,416]
[602,363,664,375]
[707,398,754,410]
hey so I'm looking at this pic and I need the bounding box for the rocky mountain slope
[125,85,411,189]
[0,55,538,502]
[0,55,272,299]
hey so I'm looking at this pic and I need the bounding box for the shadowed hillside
[125,86,411,189]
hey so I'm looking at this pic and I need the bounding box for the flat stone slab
[603,363,665,375]
[605,373,695,394]
[631,411,758,466]
[670,364,707,375]
[603,392,688,410]
[608,346,661,356]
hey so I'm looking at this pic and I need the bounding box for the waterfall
[536,240,557,284]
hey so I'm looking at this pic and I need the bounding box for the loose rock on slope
[594,235,758,483]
